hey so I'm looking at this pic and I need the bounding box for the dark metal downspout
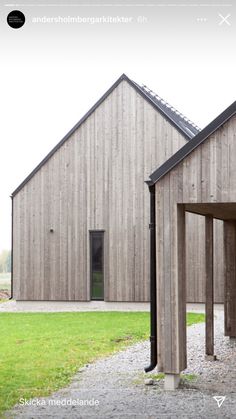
[9,195,13,299]
[144,183,157,372]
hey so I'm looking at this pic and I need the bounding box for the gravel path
[6,310,236,418]
[0,300,150,312]
[0,300,215,313]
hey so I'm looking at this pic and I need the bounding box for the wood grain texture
[13,80,188,301]
[224,220,236,337]
[155,113,236,373]
[156,164,187,373]
[205,215,214,356]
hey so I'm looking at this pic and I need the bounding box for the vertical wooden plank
[13,195,20,299]
[122,81,131,300]
[224,220,236,337]
[155,178,165,372]
[163,174,172,371]
[214,219,224,303]
[102,95,109,301]
[198,215,206,302]
[200,138,211,202]
[129,86,137,302]
[116,82,123,301]
[39,171,44,299]
[80,124,86,300]
[170,167,186,373]
[134,91,144,301]
[205,215,214,357]
[156,173,186,374]
[108,88,116,301]
[67,137,73,301]
[121,82,126,300]
[176,204,186,371]
[228,117,236,203]
[186,213,206,303]
[209,134,217,202]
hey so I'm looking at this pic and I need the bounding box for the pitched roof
[149,101,236,185]
[12,73,200,197]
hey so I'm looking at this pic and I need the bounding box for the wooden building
[147,101,236,389]
[11,73,223,302]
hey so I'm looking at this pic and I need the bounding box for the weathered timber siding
[184,117,236,302]
[158,116,236,302]
[155,114,236,372]
[13,80,187,301]
[186,214,224,303]
[224,220,236,337]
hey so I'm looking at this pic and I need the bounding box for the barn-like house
[11,74,223,302]
[148,101,236,389]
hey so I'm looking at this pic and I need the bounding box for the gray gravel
[6,310,236,418]
[0,300,220,313]
[0,300,150,312]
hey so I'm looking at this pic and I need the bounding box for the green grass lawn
[0,311,204,415]
[0,273,11,291]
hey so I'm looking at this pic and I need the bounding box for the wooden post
[224,221,236,338]
[156,197,186,389]
[205,215,216,360]
[163,204,186,390]
[176,204,187,372]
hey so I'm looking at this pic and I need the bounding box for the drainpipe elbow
[144,335,157,372]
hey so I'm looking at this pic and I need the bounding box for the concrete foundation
[164,374,180,390]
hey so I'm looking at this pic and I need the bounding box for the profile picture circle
[7,10,25,29]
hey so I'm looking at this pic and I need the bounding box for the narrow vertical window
[90,231,104,300]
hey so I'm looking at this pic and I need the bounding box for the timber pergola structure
[147,101,236,390]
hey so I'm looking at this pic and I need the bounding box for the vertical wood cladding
[13,79,226,302]
[13,80,187,301]
[155,114,236,372]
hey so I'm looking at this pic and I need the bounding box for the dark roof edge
[12,73,191,197]
[149,101,236,185]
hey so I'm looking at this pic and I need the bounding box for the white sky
[0,1,235,251]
